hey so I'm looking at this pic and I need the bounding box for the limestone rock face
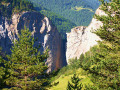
[66,7,106,64]
[0,11,64,72]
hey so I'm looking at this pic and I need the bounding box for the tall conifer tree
[6,28,48,90]
[67,74,83,90]
[86,0,120,89]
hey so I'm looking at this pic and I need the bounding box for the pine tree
[78,0,120,89]
[85,0,120,89]
[6,28,48,90]
[67,74,83,90]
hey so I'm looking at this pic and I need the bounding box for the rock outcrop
[0,11,64,72]
[66,7,107,64]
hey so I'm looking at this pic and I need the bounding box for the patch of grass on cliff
[71,6,94,12]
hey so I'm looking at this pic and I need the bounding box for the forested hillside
[37,8,76,38]
[26,0,103,38]
[27,0,109,38]
[28,0,99,26]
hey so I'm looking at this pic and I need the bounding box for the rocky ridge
[0,11,65,72]
[0,7,108,70]
[66,7,107,64]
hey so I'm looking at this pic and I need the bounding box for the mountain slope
[28,0,98,26]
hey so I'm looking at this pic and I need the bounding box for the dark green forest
[28,0,100,26]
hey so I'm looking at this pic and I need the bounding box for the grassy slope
[71,6,94,12]
[49,68,93,90]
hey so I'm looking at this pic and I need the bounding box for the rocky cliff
[66,7,107,64]
[0,11,65,72]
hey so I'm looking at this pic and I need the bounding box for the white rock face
[0,11,64,72]
[66,7,107,64]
